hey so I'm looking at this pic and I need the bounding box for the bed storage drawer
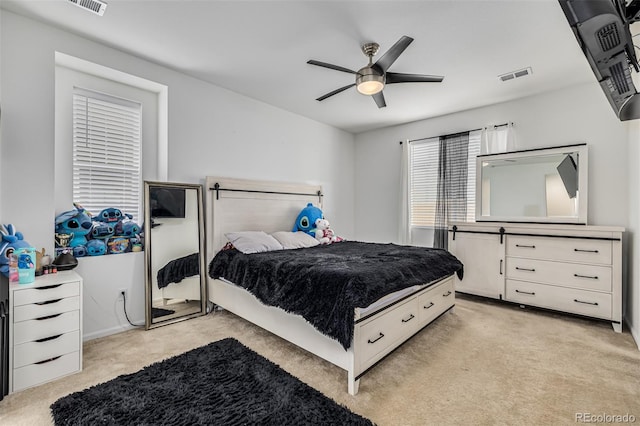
[418,278,454,324]
[358,298,419,365]
[506,280,612,319]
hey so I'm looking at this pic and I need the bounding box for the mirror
[476,144,588,224]
[144,181,207,329]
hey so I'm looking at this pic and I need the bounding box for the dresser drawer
[506,280,612,320]
[13,281,80,306]
[418,278,454,325]
[506,258,612,292]
[13,310,80,345]
[13,351,80,392]
[13,296,80,323]
[13,330,80,369]
[507,236,612,265]
[358,298,419,365]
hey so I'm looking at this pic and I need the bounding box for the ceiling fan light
[356,68,384,95]
[357,80,384,95]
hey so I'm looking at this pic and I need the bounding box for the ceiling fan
[307,35,444,108]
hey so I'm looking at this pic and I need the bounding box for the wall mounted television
[149,187,186,218]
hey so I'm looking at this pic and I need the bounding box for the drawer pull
[499,259,503,275]
[574,273,598,280]
[35,313,62,321]
[424,302,435,310]
[515,289,535,296]
[443,290,452,297]
[35,284,63,291]
[34,355,62,365]
[401,314,415,323]
[35,334,62,343]
[515,244,536,249]
[35,298,63,306]
[574,299,599,306]
[574,248,599,253]
[367,333,385,344]
[515,267,536,272]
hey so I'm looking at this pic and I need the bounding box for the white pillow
[271,231,320,249]
[225,231,283,254]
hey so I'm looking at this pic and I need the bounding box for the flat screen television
[149,187,186,218]
[557,154,578,199]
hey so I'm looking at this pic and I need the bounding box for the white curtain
[481,123,515,154]
[398,140,411,245]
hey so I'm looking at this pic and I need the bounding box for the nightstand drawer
[13,310,80,345]
[13,351,80,392]
[507,236,612,265]
[13,281,80,306]
[506,280,612,319]
[13,296,80,323]
[506,258,611,292]
[13,330,80,368]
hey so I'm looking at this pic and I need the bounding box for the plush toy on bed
[292,203,324,237]
[314,218,342,244]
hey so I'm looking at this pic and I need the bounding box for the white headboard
[205,177,323,261]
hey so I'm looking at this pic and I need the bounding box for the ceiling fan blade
[386,72,444,84]
[307,60,358,75]
[372,91,386,108]
[316,83,356,101]
[373,35,414,73]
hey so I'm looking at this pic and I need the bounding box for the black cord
[122,291,144,327]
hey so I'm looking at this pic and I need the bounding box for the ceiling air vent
[67,0,107,16]
[498,67,532,82]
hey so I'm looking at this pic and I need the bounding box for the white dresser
[9,271,83,393]
[448,222,623,332]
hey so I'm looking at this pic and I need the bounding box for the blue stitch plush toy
[292,203,324,238]
[0,224,31,278]
[95,208,132,224]
[55,207,93,248]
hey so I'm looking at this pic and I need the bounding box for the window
[72,88,142,222]
[409,130,481,227]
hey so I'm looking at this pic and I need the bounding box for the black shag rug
[151,307,175,319]
[51,338,374,426]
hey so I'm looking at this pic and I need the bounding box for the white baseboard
[83,322,142,342]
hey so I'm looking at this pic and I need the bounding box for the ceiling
[1,0,596,134]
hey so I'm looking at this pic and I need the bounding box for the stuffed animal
[90,222,115,240]
[94,208,132,224]
[86,239,107,256]
[55,207,93,248]
[314,218,340,244]
[115,221,141,238]
[0,224,32,277]
[292,203,324,237]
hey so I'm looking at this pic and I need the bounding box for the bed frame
[205,176,455,395]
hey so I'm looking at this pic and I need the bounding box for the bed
[205,177,463,395]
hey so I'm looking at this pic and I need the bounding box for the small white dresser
[448,222,623,332]
[9,271,83,393]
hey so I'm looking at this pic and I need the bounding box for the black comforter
[157,253,200,289]
[208,241,463,349]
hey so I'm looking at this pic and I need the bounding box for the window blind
[72,89,142,222]
[409,130,481,226]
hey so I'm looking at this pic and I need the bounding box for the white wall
[1,11,355,340]
[354,83,634,334]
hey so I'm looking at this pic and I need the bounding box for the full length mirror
[476,144,588,224]
[144,181,207,329]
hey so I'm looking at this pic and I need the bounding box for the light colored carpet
[1,294,639,425]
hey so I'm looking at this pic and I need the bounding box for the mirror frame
[475,143,588,224]
[144,181,207,329]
